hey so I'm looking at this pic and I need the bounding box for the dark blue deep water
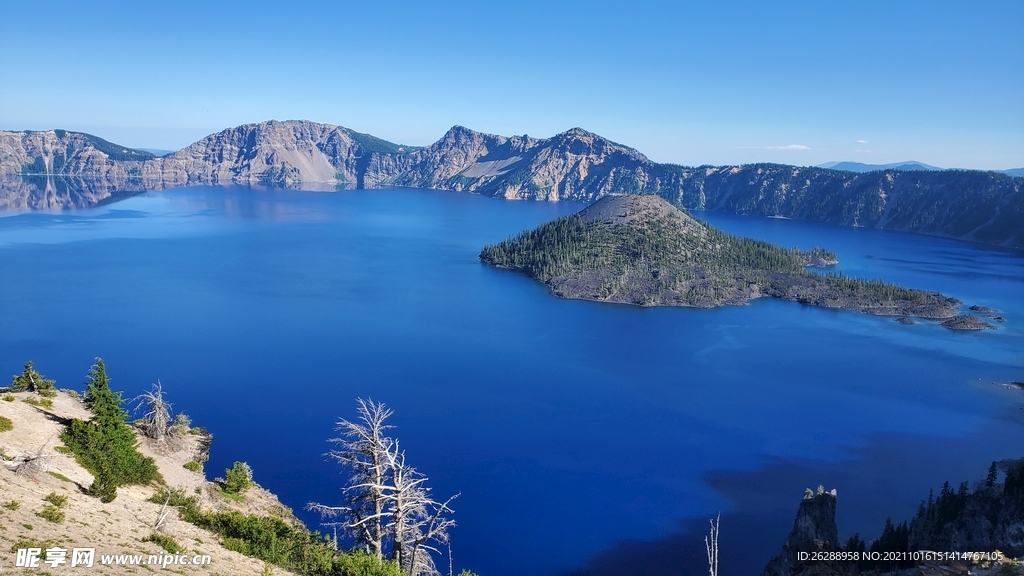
[1,187,1022,575]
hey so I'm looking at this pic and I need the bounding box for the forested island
[480,195,963,319]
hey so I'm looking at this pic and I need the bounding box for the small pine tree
[83,359,127,427]
[9,361,57,397]
[62,358,157,502]
[219,462,254,495]
[986,461,998,487]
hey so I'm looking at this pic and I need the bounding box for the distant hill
[1001,168,1024,178]
[480,194,961,318]
[138,148,175,157]
[817,161,942,172]
[1,121,1022,249]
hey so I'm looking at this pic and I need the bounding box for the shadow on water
[566,413,1024,576]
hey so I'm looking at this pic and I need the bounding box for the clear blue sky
[1,0,1021,169]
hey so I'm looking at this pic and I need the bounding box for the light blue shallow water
[1,187,1022,575]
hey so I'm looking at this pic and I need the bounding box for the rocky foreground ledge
[481,195,966,322]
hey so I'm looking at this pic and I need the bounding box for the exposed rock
[763,490,841,576]
[0,390,299,575]
[970,305,999,313]
[2,122,1022,251]
[896,317,917,324]
[941,314,997,330]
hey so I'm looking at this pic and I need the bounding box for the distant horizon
[1,1,1020,171]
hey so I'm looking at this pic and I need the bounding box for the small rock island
[480,195,962,319]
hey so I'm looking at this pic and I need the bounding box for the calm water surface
[1,187,1022,576]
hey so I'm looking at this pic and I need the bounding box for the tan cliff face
[163,121,365,188]
[0,122,674,206]
[1,121,1021,249]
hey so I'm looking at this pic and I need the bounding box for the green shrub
[220,490,245,503]
[53,445,72,455]
[22,395,53,409]
[44,492,67,508]
[180,507,402,576]
[36,504,65,523]
[183,460,203,472]
[0,416,12,432]
[142,533,183,554]
[149,486,206,525]
[222,536,251,555]
[47,471,73,483]
[1,393,13,401]
[61,359,158,502]
[170,413,192,434]
[60,388,79,399]
[218,461,253,495]
[9,537,58,556]
[3,500,19,511]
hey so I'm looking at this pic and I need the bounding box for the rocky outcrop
[941,314,997,330]
[2,122,1022,249]
[763,489,841,576]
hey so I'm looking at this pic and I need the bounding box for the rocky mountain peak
[579,194,698,230]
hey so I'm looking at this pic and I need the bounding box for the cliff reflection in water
[0,174,151,212]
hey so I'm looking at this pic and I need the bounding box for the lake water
[1,187,1022,576]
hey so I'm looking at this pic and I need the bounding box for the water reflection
[0,174,150,211]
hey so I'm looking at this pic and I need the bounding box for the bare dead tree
[306,399,458,576]
[307,398,395,560]
[154,492,173,532]
[705,513,720,576]
[133,381,172,441]
[4,437,58,479]
[385,442,458,576]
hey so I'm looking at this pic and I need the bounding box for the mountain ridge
[1,120,1022,249]
[817,160,942,172]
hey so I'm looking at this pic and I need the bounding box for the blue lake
[1,187,1022,575]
